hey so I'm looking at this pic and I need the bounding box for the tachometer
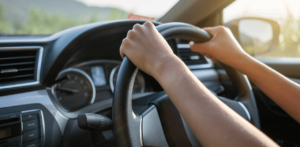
[109,66,145,93]
[51,68,96,111]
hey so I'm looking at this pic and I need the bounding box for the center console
[0,110,45,147]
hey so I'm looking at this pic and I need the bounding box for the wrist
[229,53,257,73]
[151,54,188,84]
[224,52,252,68]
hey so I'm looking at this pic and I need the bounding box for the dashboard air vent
[177,44,208,65]
[0,47,43,89]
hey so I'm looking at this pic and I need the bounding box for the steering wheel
[112,22,260,147]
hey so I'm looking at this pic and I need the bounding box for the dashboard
[51,60,148,111]
[0,20,222,147]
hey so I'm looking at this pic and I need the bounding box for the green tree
[0,6,127,35]
[256,15,300,57]
[108,8,127,20]
[0,4,12,34]
[18,7,79,35]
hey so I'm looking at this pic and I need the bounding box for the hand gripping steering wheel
[112,22,260,147]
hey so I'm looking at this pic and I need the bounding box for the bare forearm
[153,56,277,147]
[232,55,300,122]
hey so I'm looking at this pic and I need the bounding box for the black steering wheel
[112,22,260,147]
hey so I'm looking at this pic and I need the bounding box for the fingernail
[190,41,194,46]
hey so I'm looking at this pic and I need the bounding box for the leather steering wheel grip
[113,58,140,147]
[113,22,260,147]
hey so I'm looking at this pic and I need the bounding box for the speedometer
[109,65,145,93]
[51,68,96,111]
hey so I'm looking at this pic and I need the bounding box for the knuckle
[127,30,135,38]
[121,38,130,47]
[133,24,142,31]
[144,21,154,28]
[120,44,124,56]
[120,46,124,54]
[216,26,227,32]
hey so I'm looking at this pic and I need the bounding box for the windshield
[0,0,179,35]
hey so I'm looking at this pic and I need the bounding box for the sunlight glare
[77,0,179,18]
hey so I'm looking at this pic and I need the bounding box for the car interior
[0,0,300,147]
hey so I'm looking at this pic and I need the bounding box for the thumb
[189,41,210,54]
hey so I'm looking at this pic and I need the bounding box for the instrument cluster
[51,60,146,111]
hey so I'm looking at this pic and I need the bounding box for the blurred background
[0,0,178,35]
[0,0,299,58]
[224,0,300,58]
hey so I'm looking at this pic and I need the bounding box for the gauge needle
[56,87,79,94]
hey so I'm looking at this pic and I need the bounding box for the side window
[223,0,300,58]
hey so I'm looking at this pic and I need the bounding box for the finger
[143,21,155,30]
[190,41,209,54]
[120,38,130,59]
[202,27,216,34]
[127,30,136,38]
[189,41,194,48]
[120,47,125,59]
[133,23,142,31]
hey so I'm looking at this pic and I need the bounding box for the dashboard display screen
[91,66,106,86]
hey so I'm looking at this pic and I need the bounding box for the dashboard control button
[23,119,39,130]
[23,129,40,142]
[23,139,40,147]
[22,113,38,121]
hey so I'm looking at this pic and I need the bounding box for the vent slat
[0,56,35,60]
[177,44,208,65]
[0,48,38,87]
[17,68,35,71]
[0,74,34,80]
[0,62,35,67]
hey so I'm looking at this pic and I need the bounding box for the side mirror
[225,17,280,56]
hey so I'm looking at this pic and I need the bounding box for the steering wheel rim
[112,22,260,147]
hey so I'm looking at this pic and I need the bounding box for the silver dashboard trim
[139,105,156,146]
[22,109,46,147]
[139,114,143,146]
[0,46,43,90]
[238,102,251,121]
[73,59,121,68]
[109,65,145,93]
[109,65,119,93]
[21,121,23,147]
[0,90,68,134]
[177,44,213,69]
[191,69,219,81]
[140,105,168,147]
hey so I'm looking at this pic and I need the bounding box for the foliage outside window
[223,0,300,58]
[0,0,178,35]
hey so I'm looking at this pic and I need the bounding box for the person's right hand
[190,26,250,67]
[120,21,178,78]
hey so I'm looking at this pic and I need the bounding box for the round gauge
[109,66,145,93]
[51,68,96,111]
